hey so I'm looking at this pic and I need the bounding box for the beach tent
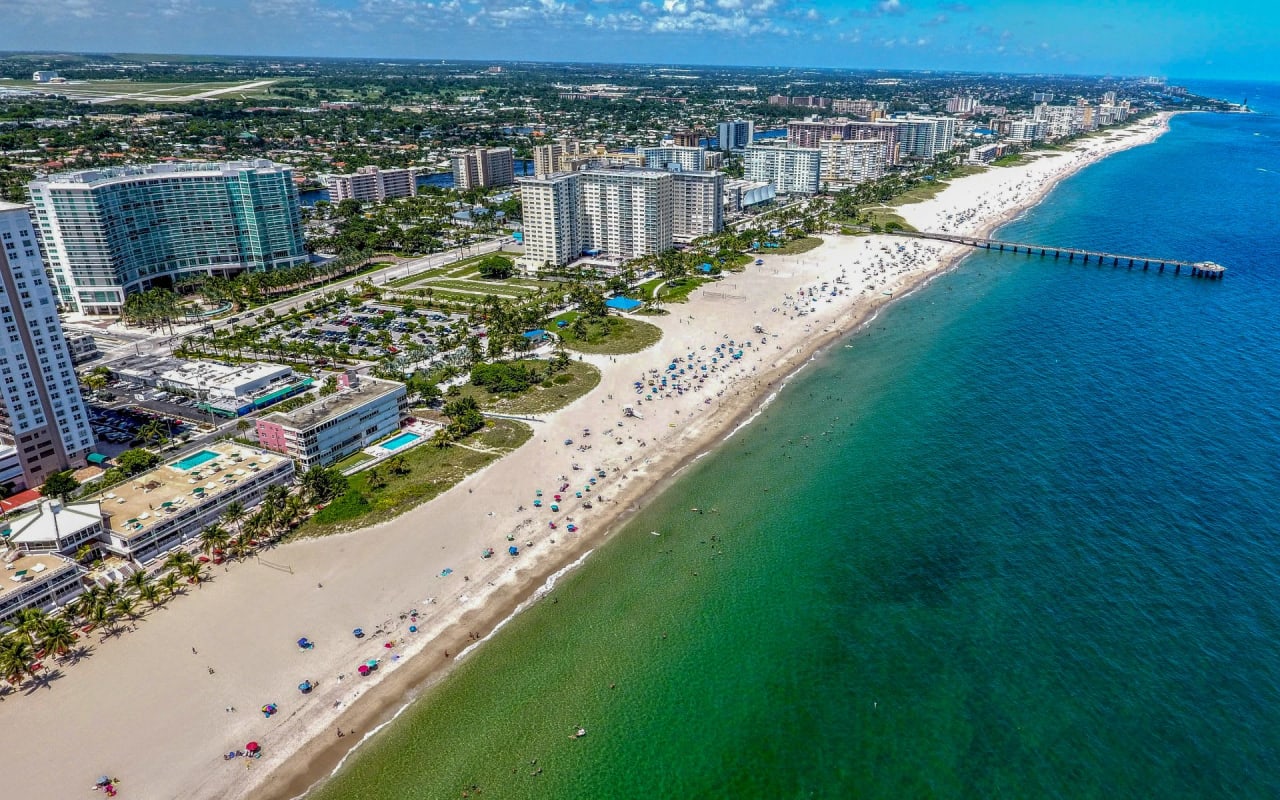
[605,297,642,312]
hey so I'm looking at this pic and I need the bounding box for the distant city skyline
[7,0,1278,80]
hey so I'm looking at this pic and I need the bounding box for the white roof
[7,499,102,547]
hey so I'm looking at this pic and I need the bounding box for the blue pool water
[381,432,421,451]
[171,450,219,471]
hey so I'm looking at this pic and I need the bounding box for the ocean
[309,82,1280,799]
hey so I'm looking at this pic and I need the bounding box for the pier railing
[887,230,1225,279]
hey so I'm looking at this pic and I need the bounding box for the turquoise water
[313,88,1280,799]
[380,432,422,451]
[172,449,219,470]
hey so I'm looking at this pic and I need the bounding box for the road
[203,237,514,336]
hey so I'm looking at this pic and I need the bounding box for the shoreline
[258,113,1179,800]
[0,113,1176,800]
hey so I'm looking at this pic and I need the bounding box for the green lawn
[770,236,824,255]
[454,359,601,415]
[297,418,532,535]
[889,180,950,206]
[657,277,713,303]
[556,315,663,354]
[992,153,1030,167]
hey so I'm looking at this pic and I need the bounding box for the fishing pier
[890,230,1226,279]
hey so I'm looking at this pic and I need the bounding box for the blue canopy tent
[522,329,549,341]
[605,297,642,312]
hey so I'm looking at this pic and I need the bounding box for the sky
[7,0,1279,79]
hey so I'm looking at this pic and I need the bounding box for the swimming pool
[172,449,219,471]
[381,432,421,451]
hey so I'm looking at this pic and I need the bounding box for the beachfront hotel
[744,146,822,195]
[0,442,293,621]
[27,159,307,315]
[89,441,294,564]
[324,165,419,204]
[0,550,83,631]
[255,373,408,469]
[0,202,95,490]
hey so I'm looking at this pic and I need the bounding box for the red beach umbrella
[246,741,260,753]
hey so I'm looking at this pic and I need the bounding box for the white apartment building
[324,166,418,203]
[1033,104,1088,138]
[819,138,890,185]
[717,120,755,152]
[671,171,724,243]
[452,147,515,190]
[519,173,583,269]
[744,146,822,195]
[946,96,978,114]
[640,146,710,172]
[892,115,958,160]
[579,169,673,262]
[831,98,882,117]
[518,167,722,269]
[1008,120,1044,144]
[0,202,95,489]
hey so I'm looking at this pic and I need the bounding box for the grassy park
[555,314,663,354]
[299,418,532,535]
[454,359,602,415]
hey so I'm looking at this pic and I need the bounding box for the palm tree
[244,510,272,543]
[38,617,77,659]
[199,524,231,557]
[138,582,164,610]
[164,550,194,573]
[112,597,139,624]
[178,561,206,585]
[158,572,182,597]
[124,569,151,595]
[85,602,112,632]
[222,501,245,536]
[0,635,37,688]
[14,608,49,647]
[263,484,289,508]
[97,582,123,608]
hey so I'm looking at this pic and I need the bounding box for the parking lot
[87,402,199,456]
[257,300,478,374]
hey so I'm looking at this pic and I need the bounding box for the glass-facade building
[28,160,307,314]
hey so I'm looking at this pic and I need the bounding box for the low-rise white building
[256,373,408,469]
[4,498,104,556]
[0,551,83,630]
[91,441,295,564]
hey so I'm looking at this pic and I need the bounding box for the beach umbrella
[366,659,378,668]
[297,637,310,648]
[353,628,364,638]
[358,665,370,676]
[509,545,519,556]
[299,681,312,693]
[246,742,260,753]
[97,777,111,787]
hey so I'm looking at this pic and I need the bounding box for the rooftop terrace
[0,552,77,602]
[259,377,404,432]
[91,441,287,541]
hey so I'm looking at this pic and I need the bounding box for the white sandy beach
[1,113,1174,800]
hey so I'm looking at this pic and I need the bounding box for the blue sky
[8,0,1278,79]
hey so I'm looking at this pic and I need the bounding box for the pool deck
[92,441,286,539]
